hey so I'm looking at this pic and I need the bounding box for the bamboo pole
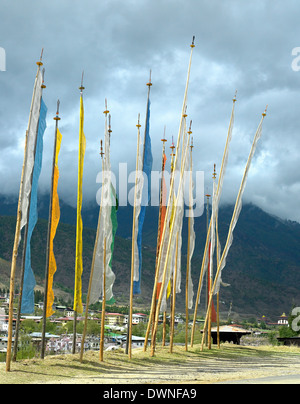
[73,72,85,355]
[190,220,211,348]
[150,124,192,357]
[217,292,220,348]
[216,210,221,349]
[185,140,194,351]
[205,193,210,347]
[144,132,167,352]
[144,38,195,355]
[99,238,107,361]
[207,165,217,350]
[80,139,105,362]
[6,57,43,371]
[145,135,175,353]
[200,107,267,351]
[190,93,237,348]
[169,233,179,353]
[13,65,46,361]
[127,74,151,355]
[41,100,60,360]
[127,115,141,359]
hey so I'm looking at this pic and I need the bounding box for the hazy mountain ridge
[0,194,299,319]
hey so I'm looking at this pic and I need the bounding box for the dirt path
[1,344,300,384]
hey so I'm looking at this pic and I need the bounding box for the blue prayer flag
[133,99,153,295]
[21,98,47,313]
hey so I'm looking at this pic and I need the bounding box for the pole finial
[108,114,112,135]
[36,48,44,66]
[100,139,104,158]
[161,125,167,143]
[104,98,109,115]
[191,36,195,48]
[136,113,141,128]
[213,164,217,180]
[147,69,152,87]
[233,90,237,102]
[262,104,268,117]
[41,68,46,89]
[79,71,85,92]
[53,99,61,121]
[190,136,194,150]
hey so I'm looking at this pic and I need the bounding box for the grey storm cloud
[0,0,300,221]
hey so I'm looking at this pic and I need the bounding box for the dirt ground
[1,344,300,384]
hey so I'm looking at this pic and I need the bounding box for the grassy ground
[1,343,300,384]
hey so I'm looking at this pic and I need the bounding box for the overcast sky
[0,0,300,222]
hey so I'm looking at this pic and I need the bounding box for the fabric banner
[186,148,195,310]
[20,70,43,240]
[21,97,47,313]
[159,117,189,312]
[155,152,167,300]
[214,112,265,295]
[196,97,236,306]
[73,95,86,314]
[89,111,117,305]
[133,98,153,295]
[46,128,62,317]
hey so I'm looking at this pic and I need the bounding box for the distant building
[209,325,252,345]
[106,313,125,326]
[278,313,289,326]
[124,313,147,325]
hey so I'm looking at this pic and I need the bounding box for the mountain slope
[0,195,300,319]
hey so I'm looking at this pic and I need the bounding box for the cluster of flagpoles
[5,36,268,372]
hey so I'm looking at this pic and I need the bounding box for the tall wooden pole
[207,165,217,350]
[145,38,195,354]
[13,65,47,361]
[204,193,210,347]
[166,135,177,350]
[99,237,107,361]
[73,72,85,355]
[169,233,179,353]
[185,139,194,351]
[80,139,105,362]
[149,39,195,357]
[216,207,221,349]
[127,115,141,359]
[143,131,167,352]
[41,100,60,359]
[6,54,44,371]
[191,93,238,348]
[127,73,151,356]
[200,107,267,351]
[163,137,176,348]
[151,123,192,357]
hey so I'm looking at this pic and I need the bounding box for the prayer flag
[73,95,86,314]
[21,97,47,313]
[46,128,62,317]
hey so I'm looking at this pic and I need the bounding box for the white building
[123,313,147,325]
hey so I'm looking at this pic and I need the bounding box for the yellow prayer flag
[46,128,62,317]
[73,95,86,314]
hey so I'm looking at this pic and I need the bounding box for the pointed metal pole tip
[79,71,85,92]
[54,99,61,121]
[233,90,238,102]
[262,104,268,116]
